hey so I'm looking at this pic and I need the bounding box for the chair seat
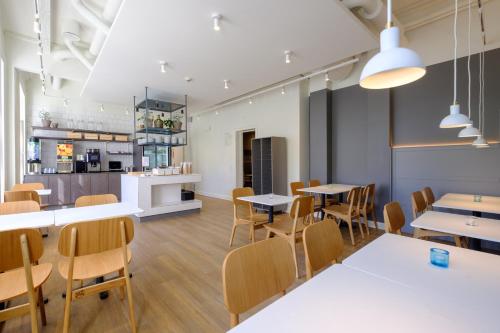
[237,212,269,225]
[58,247,132,281]
[0,263,52,302]
[264,215,307,236]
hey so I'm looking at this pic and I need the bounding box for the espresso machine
[27,137,42,174]
[85,149,101,172]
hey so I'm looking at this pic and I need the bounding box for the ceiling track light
[325,72,331,82]
[215,111,220,115]
[284,51,291,64]
[281,87,285,95]
[248,99,253,105]
[359,0,425,89]
[212,14,222,31]
[159,61,167,73]
[63,98,69,107]
[224,79,229,89]
[100,104,104,112]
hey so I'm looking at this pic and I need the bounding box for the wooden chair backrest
[289,195,314,233]
[4,190,40,205]
[0,201,40,215]
[222,237,295,316]
[290,181,305,196]
[308,179,321,188]
[58,217,134,257]
[303,219,343,278]
[74,194,118,207]
[0,228,43,272]
[383,201,405,234]
[232,187,254,218]
[362,183,375,210]
[411,191,427,218]
[11,183,44,191]
[422,187,435,206]
[346,187,361,215]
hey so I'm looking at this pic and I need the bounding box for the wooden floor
[2,195,384,333]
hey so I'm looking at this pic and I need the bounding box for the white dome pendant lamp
[459,0,481,137]
[473,51,489,148]
[440,0,472,128]
[359,0,426,89]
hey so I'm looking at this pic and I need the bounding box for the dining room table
[0,210,55,232]
[237,194,295,223]
[34,189,52,196]
[228,236,500,332]
[297,184,356,219]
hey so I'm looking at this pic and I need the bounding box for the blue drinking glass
[430,248,449,268]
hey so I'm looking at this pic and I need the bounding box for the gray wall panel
[309,90,332,184]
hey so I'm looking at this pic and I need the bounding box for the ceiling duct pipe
[51,75,63,90]
[89,0,123,56]
[342,0,387,31]
[51,48,76,62]
[70,0,111,34]
[63,20,93,70]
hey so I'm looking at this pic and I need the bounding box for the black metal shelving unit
[133,87,188,169]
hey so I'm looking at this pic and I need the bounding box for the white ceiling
[81,0,378,111]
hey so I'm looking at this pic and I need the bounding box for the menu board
[56,143,73,161]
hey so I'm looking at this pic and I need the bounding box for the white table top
[344,233,500,307]
[433,193,500,214]
[0,210,55,232]
[54,202,143,226]
[228,264,496,333]
[35,189,51,196]
[411,211,500,243]
[238,194,295,207]
[297,183,356,195]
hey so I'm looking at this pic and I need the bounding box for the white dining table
[411,211,500,244]
[238,194,295,223]
[0,210,55,232]
[343,233,500,307]
[297,184,356,219]
[227,264,497,333]
[433,193,500,215]
[54,202,144,226]
[35,189,52,196]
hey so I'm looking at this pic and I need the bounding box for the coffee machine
[27,137,42,175]
[85,149,101,172]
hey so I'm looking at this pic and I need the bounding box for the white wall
[189,82,308,200]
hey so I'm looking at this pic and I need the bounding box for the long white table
[54,202,143,226]
[0,210,55,232]
[433,193,500,215]
[228,264,496,332]
[411,211,500,243]
[344,233,500,306]
[297,184,356,219]
[238,194,295,223]
[35,189,51,196]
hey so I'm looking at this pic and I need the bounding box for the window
[19,81,26,179]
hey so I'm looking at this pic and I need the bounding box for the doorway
[235,129,255,188]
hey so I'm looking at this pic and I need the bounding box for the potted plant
[164,119,174,129]
[137,115,145,129]
[39,110,51,127]
[172,114,183,131]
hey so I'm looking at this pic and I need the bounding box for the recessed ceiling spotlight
[281,87,285,95]
[185,76,193,82]
[63,98,69,107]
[325,72,331,82]
[215,111,220,115]
[224,79,229,89]
[212,14,222,31]
[33,14,41,34]
[284,51,292,64]
[100,104,104,112]
[248,99,253,105]
[159,61,167,73]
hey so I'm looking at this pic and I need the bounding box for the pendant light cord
[478,52,482,132]
[481,51,485,133]
[387,0,392,26]
[453,0,458,104]
[467,0,471,118]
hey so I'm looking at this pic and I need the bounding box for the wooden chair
[359,184,377,234]
[422,187,435,210]
[0,228,52,333]
[222,237,295,328]
[74,194,118,207]
[11,183,47,209]
[4,190,41,205]
[57,217,136,333]
[303,219,343,280]
[0,201,40,215]
[229,188,268,246]
[383,201,406,234]
[323,187,363,246]
[411,191,428,219]
[264,196,314,278]
[290,181,305,196]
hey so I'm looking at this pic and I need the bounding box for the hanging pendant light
[459,0,480,137]
[359,0,425,89]
[473,51,489,148]
[440,0,472,128]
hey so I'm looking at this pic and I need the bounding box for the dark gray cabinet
[48,174,72,205]
[91,173,109,195]
[108,173,122,200]
[251,137,287,196]
[24,175,50,206]
[70,174,91,203]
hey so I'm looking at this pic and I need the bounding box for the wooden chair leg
[228,223,237,247]
[118,269,125,300]
[266,230,272,239]
[371,210,378,230]
[357,217,365,239]
[363,212,370,235]
[230,313,239,328]
[120,222,137,333]
[38,287,47,326]
[290,240,299,278]
[250,225,256,243]
[347,220,355,246]
[63,279,73,333]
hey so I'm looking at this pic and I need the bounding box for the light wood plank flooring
[2,195,383,333]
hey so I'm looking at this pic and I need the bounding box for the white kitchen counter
[121,173,202,218]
